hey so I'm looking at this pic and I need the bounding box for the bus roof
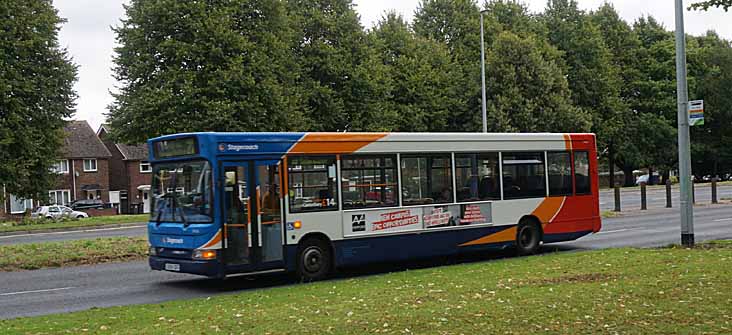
[149,132,595,158]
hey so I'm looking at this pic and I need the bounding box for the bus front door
[223,161,284,268]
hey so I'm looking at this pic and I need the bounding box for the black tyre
[296,238,332,282]
[515,219,542,255]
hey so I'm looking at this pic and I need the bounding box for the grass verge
[3,241,732,334]
[0,214,149,233]
[601,210,621,218]
[0,237,147,271]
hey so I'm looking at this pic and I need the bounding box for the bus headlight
[193,249,217,260]
[149,246,157,256]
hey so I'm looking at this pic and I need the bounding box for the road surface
[0,225,147,246]
[2,183,728,246]
[2,204,732,320]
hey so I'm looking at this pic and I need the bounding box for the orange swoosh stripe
[459,226,517,247]
[202,230,222,248]
[289,133,387,154]
[563,134,572,150]
[531,197,565,225]
[458,197,565,247]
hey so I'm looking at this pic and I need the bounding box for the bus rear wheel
[296,238,332,282]
[515,219,542,256]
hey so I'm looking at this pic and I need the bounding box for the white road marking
[596,228,636,235]
[713,218,732,222]
[0,225,146,240]
[0,287,75,297]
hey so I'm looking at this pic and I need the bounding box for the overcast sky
[51,0,731,131]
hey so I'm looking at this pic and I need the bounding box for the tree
[540,0,623,155]
[484,32,591,132]
[590,3,640,185]
[287,0,389,131]
[108,0,304,144]
[0,0,77,200]
[368,12,456,132]
[413,0,486,132]
[690,0,732,11]
[690,32,732,177]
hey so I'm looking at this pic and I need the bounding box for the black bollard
[666,179,672,208]
[614,184,621,212]
[712,177,718,204]
[640,182,647,210]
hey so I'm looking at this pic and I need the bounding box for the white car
[31,205,89,219]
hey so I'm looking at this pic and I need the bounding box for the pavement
[1,203,732,320]
[599,183,732,212]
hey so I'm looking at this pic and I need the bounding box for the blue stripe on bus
[330,225,516,267]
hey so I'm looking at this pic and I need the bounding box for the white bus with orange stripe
[146,132,601,280]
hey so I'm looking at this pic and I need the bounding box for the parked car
[31,205,89,219]
[70,199,104,210]
[635,174,659,185]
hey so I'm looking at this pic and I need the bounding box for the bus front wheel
[515,219,542,256]
[296,238,332,282]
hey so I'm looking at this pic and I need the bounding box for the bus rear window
[154,137,198,159]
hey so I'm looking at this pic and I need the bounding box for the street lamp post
[674,0,694,247]
[480,10,488,133]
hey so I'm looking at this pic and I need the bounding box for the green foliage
[690,0,732,11]
[690,32,732,176]
[540,0,623,150]
[104,0,732,181]
[413,0,485,131]
[485,31,590,132]
[0,0,77,200]
[287,0,388,131]
[369,12,455,132]
[108,0,305,143]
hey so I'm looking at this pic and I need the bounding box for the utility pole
[675,0,694,247]
[480,10,488,133]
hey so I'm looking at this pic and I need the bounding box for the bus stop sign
[688,100,704,126]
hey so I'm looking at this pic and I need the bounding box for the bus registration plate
[165,263,180,272]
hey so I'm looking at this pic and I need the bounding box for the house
[1,120,112,219]
[0,188,37,219]
[97,125,152,214]
[50,120,113,206]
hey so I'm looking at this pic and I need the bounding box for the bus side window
[501,152,546,199]
[341,155,398,209]
[574,151,591,195]
[547,151,573,196]
[400,154,453,205]
[455,153,500,202]
[287,156,339,212]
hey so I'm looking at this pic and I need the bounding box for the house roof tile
[116,143,149,161]
[62,120,112,158]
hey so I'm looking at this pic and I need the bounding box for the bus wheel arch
[515,215,543,256]
[295,233,334,282]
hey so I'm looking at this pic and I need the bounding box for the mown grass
[3,241,732,334]
[0,237,147,271]
[0,214,149,233]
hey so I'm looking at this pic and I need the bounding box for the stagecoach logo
[219,143,260,152]
[351,214,366,232]
[163,237,184,244]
